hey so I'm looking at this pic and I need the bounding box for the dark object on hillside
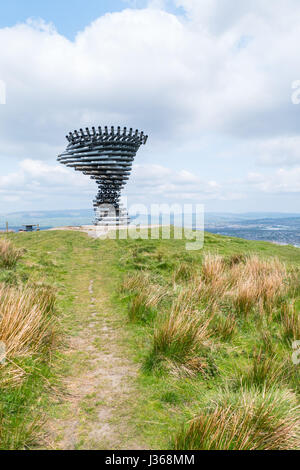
[57,126,148,226]
[21,225,39,232]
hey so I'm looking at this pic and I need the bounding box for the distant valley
[1,210,299,247]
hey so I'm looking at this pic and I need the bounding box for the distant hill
[205,216,300,247]
[0,210,299,246]
[0,209,94,230]
[204,212,300,222]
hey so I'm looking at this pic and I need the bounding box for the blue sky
[0,0,184,39]
[0,0,300,214]
[0,1,130,39]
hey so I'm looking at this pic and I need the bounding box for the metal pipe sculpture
[57,126,148,225]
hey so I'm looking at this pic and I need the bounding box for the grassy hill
[0,229,299,449]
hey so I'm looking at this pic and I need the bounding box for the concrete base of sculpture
[94,204,130,226]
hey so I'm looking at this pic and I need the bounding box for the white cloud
[0,159,90,190]
[246,167,300,194]
[0,159,95,211]
[175,0,300,34]
[129,163,238,202]
[257,137,300,167]
[0,157,299,213]
[0,159,241,210]
[0,79,6,105]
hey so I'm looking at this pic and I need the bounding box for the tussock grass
[231,351,289,390]
[175,253,290,318]
[168,253,292,341]
[288,267,300,297]
[259,329,274,353]
[0,237,59,449]
[128,289,165,323]
[0,284,57,387]
[173,262,196,283]
[0,239,23,268]
[121,271,151,293]
[201,254,227,299]
[208,311,237,341]
[0,398,42,450]
[229,256,288,314]
[145,304,214,376]
[200,254,290,316]
[226,253,247,267]
[122,272,167,323]
[201,253,225,283]
[281,300,300,343]
[173,388,300,450]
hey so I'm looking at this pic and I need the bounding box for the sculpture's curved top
[65,126,148,146]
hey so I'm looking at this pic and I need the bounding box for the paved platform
[47,224,164,239]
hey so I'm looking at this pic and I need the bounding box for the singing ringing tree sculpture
[57,126,148,225]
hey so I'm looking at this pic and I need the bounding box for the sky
[0,0,300,214]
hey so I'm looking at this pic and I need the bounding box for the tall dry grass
[173,262,196,283]
[208,311,237,340]
[169,253,290,341]
[173,388,300,450]
[0,238,59,449]
[229,256,288,314]
[122,272,168,323]
[128,289,166,323]
[231,351,290,390]
[198,253,292,317]
[0,284,57,387]
[0,239,24,268]
[281,300,300,343]
[201,253,226,284]
[146,303,213,376]
[173,253,290,314]
[200,254,228,299]
[121,271,151,293]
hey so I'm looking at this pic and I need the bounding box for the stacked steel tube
[57,126,148,225]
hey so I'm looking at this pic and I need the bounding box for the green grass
[0,229,299,449]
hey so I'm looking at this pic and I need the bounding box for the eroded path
[45,236,146,450]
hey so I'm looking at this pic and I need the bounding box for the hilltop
[0,229,299,450]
